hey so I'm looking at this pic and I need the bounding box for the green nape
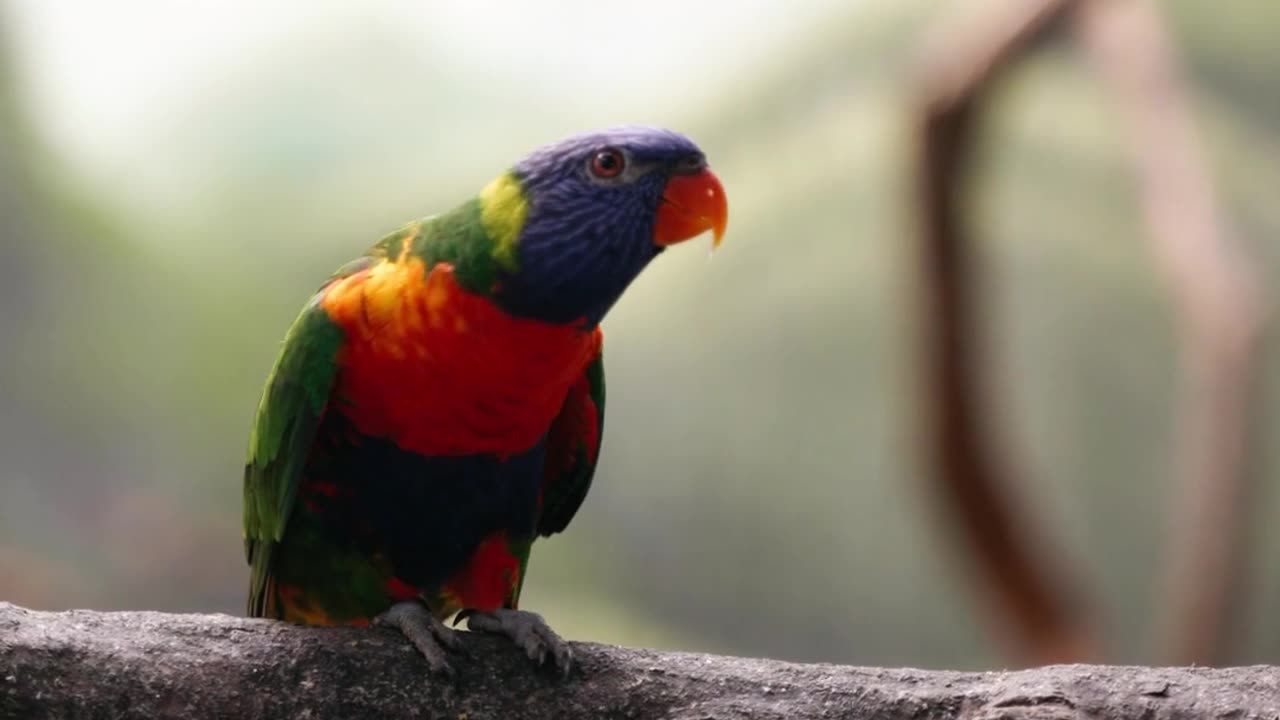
[368,172,529,296]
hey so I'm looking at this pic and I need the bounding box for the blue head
[480,126,727,326]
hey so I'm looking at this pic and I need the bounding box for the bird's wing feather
[538,344,605,536]
[242,260,370,616]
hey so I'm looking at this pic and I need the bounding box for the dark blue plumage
[495,126,708,325]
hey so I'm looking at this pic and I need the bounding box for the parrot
[242,126,728,677]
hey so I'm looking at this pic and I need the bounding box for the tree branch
[1,603,1275,719]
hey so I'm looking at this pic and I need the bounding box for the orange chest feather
[319,258,601,456]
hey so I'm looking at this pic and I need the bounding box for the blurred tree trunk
[909,0,1099,666]
[0,14,46,462]
[0,16,38,334]
[909,0,1264,667]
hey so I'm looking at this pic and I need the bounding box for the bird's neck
[383,177,659,326]
[486,209,663,326]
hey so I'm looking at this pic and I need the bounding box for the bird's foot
[374,600,464,677]
[460,608,572,677]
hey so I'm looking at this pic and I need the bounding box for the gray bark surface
[2,603,1277,719]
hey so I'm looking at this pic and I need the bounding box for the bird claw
[374,600,462,677]
[465,608,573,677]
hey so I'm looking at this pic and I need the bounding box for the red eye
[590,148,625,178]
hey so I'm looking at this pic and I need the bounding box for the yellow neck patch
[478,172,528,272]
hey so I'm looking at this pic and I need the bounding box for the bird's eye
[590,148,625,179]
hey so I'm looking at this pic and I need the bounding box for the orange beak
[653,168,728,250]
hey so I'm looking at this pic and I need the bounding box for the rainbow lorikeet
[242,127,728,676]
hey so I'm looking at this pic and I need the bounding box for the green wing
[242,287,349,617]
[538,351,606,536]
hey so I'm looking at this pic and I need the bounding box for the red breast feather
[321,256,601,456]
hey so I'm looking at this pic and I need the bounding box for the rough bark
[2,604,1278,719]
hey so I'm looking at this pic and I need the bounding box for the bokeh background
[1,0,1277,669]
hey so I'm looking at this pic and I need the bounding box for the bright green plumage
[243,293,347,616]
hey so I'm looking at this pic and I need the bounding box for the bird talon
[374,601,462,676]
[464,608,572,675]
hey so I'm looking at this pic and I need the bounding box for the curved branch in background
[908,0,1099,665]
[1073,0,1267,666]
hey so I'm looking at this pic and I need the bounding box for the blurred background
[1,0,1277,670]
